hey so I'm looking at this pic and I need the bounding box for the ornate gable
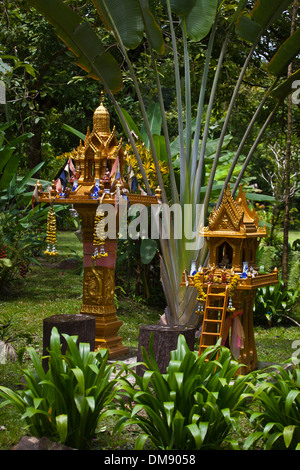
[235,186,260,233]
[208,185,243,233]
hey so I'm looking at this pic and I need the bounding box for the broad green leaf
[93,0,144,49]
[140,238,158,264]
[26,347,47,381]
[134,433,150,450]
[236,0,293,44]
[0,147,15,174]
[268,29,300,77]
[174,372,184,391]
[271,68,300,100]
[56,414,68,443]
[141,102,162,148]
[153,134,168,163]
[163,402,174,427]
[85,396,95,413]
[265,431,283,450]
[187,421,208,448]
[33,397,44,409]
[0,132,33,175]
[251,0,293,29]
[139,0,164,54]
[26,0,122,92]
[283,425,297,448]
[62,123,86,141]
[172,410,185,446]
[243,431,265,449]
[285,390,300,416]
[22,407,49,419]
[244,192,275,202]
[16,162,45,194]
[185,0,219,42]
[235,15,261,43]
[161,0,196,16]
[118,107,143,141]
[0,386,26,410]
[0,153,20,190]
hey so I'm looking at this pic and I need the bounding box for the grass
[0,230,299,450]
[255,326,300,364]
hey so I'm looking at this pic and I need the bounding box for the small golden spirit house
[186,186,278,372]
[38,96,159,358]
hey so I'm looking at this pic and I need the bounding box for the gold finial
[155,186,162,199]
[93,91,110,134]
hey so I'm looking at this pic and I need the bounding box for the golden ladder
[198,284,229,356]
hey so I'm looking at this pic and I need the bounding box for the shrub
[244,365,300,450]
[254,277,300,326]
[114,335,253,450]
[0,327,125,449]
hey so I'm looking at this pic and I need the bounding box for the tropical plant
[0,327,125,450]
[244,365,300,450]
[253,276,300,326]
[25,0,300,326]
[0,123,69,290]
[112,334,253,450]
[0,124,46,288]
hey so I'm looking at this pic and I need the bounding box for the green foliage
[254,276,300,326]
[0,123,33,192]
[0,327,125,450]
[114,334,252,450]
[0,123,69,291]
[245,366,300,450]
[0,125,46,289]
[23,0,300,326]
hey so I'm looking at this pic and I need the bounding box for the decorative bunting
[110,156,119,177]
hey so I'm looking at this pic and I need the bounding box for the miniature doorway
[217,241,233,268]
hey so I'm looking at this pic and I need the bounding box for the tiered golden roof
[38,94,159,207]
[70,93,126,188]
[203,185,266,238]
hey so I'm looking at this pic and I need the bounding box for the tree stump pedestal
[43,313,95,370]
[136,324,196,375]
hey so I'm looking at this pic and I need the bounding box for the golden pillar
[74,203,128,358]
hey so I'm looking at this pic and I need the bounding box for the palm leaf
[27,0,122,92]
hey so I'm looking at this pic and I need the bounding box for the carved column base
[81,263,128,359]
[80,303,128,358]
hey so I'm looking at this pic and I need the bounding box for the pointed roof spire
[93,91,110,134]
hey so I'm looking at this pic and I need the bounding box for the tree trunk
[282,0,298,285]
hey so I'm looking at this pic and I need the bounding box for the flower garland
[227,274,240,313]
[91,207,108,260]
[44,206,58,256]
[228,274,240,297]
[193,272,207,302]
[193,272,241,315]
